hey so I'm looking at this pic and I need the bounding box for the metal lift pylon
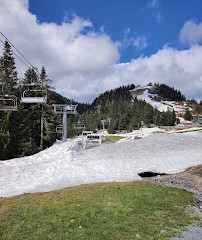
[53,104,78,142]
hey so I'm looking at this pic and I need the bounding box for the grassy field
[152,131,166,134]
[103,135,126,142]
[0,182,201,240]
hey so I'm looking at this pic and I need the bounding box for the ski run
[1,128,202,198]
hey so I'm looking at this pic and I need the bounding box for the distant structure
[129,85,151,99]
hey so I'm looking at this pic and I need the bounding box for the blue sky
[29,0,202,62]
[1,0,202,102]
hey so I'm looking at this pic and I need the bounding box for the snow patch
[0,132,202,197]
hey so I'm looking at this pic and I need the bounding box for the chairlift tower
[53,104,78,142]
[107,117,111,125]
[101,119,107,130]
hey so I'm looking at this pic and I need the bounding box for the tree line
[149,83,186,101]
[76,84,177,133]
[1,40,195,160]
[0,41,67,160]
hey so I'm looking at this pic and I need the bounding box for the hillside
[130,83,202,122]
[77,83,180,133]
[1,78,201,160]
[1,131,202,198]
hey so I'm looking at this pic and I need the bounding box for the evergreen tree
[0,41,18,94]
[0,41,19,160]
[40,66,53,90]
[143,104,154,125]
[184,109,192,121]
[40,66,58,148]
[22,67,38,84]
[18,68,41,156]
[149,83,186,101]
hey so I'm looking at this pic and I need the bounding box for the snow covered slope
[130,86,192,121]
[0,131,202,198]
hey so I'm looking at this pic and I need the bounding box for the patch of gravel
[170,226,202,240]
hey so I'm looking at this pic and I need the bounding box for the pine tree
[0,41,19,160]
[22,67,38,84]
[143,104,154,125]
[39,66,58,148]
[184,109,192,121]
[18,68,40,156]
[0,41,18,94]
[40,66,53,91]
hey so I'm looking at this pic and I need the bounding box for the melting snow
[137,89,170,112]
[136,89,192,122]
[0,131,202,198]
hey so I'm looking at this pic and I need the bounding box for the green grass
[104,135,126,141]
[0,182,201,240]
[152,131,166,134]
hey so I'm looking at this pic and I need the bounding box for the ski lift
[56,125,63,134]
[20,83,47,104]
[83,133,102,149]
[82,131,93,138]
[52,104,78,115]
[74,122,85,130]
[0,95,18,111]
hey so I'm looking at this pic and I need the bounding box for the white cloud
[154,12,162,23]
[0,0,202,102]
[179,20,202,46]
[148,0,162,23]
[95,45,202,102]
[0,0,120,100]
[150,0,160,8]
[133,36,148,50]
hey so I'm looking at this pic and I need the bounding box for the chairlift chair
[20,83,47,104]
[83,133,102,149]
[56,125,63,134]
[52,104,78,115]
[82,131,93,138]
[0,95,18,111]
[74,122,85,130]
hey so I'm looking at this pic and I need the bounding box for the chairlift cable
[0,38,30,69]
[0,32,38,73]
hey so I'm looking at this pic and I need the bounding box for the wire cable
[0,38,30,68]
[0,32,38,72]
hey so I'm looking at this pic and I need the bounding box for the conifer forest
[0,41,184,160]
